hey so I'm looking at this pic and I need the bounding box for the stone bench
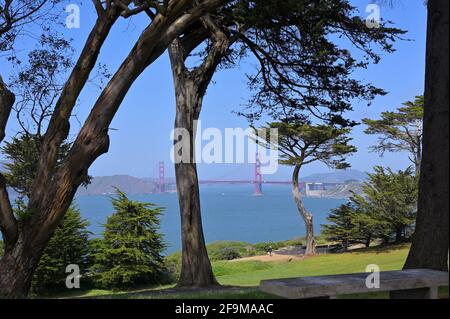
[260,269,449,299]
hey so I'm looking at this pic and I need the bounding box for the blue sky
[1,0,427,180]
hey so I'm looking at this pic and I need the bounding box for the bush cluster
[322,167,418,251]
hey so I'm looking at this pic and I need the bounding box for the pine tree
[361,167,418,243]
[31,205,91,294]
[322,203,358,251]
[92,190,166,289]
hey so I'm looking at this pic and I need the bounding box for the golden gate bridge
[156,159,343,195]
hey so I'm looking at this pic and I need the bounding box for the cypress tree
[92,190,166,289]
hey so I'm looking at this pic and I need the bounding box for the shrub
[211,247,242,261]
[207,241,252,261]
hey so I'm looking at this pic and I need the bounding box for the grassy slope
[215,244,410,286]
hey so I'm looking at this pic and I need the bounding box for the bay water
[76,185,346,254]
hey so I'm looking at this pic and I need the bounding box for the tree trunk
[0,77,18,252]
[175,162,217,287]
[365,236,371,248]
[292,165,316,255]
[0,232,47,297]
[404,0,449,272]
[172,76,217,287]
[168,22,233,287]
[343,239,349,252]
[0,75,15,142]
[415,134,422,176]
[395,228,403,243]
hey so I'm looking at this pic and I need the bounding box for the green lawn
[128,288,276,300]
[215,244,410,287]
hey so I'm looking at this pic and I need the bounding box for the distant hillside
[301,169,367,183]
[76,175,157,196]
[1,160,368,197]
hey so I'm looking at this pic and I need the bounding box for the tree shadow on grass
[350,243,410,256]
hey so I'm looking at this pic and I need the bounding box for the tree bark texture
[168,21,233,286]
[173,85,217,287]
[404,0,449,272]
[292,165,316,256]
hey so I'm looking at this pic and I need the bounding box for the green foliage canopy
[236,0,405,126]
[356,166,418,241]
[322,167,418,247]
[257,121,357,169]
[363,96,424,173]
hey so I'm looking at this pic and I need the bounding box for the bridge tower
[158,161,165,193]
[254,154,263,196]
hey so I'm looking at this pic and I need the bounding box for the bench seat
[260,269,449,299]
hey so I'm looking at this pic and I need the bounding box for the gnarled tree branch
[29,0,229,240]
[0,75,18,250]
[29,5,123,208]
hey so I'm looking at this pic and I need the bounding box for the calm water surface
[76,185,345,254]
